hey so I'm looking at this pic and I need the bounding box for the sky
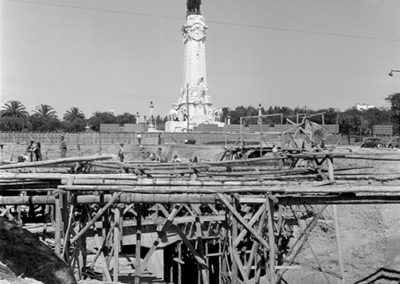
[1,0,400,118]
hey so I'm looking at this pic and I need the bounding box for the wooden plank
[0,155,113,169]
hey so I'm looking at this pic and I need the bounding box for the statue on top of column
[187,0,201,15]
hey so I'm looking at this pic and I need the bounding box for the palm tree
[33,104,57,118]
[63,107,85,121]
[0,100,28,118]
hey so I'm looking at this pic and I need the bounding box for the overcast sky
[1,0,400,118]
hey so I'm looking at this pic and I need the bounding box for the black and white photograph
[1,0,400,283]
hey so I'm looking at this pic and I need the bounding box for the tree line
[0,101,167,132]
[1,93,400,135]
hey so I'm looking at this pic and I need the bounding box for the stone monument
[165,0,223,132]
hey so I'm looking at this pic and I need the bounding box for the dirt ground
[284,146,400,283]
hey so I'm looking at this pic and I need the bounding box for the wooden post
[113,208,121,282]
[178,241,182,284]
[327,158,335,181]
[218,240,222,284]
[267,197,276,284]
[231,198,238,284]
[102,204,111,281]
[54,192,62,257]
[17,191,26,225]
[135,204,142,284]
[333,205,345,284]
[77,205,88,280]
[62,203,75,259]
[94,234,112,282]
[195,214,209,284]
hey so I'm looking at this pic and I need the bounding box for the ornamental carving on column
[182,17,207,43]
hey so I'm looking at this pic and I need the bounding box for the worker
[26,141,34,162]
[34,142,42,161]
[60,136,67,158]
[172,155,182,163]
[272,144,279,156]
[118,143,125,162]
[156,147,167,163]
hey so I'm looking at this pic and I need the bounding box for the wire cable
[5,0,400,44]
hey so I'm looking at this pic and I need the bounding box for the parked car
[387,137,400,148]
[361,138,383,148]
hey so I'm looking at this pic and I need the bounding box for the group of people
[25,140,42,162]
[149,147,168,163]
[18,135,67,163]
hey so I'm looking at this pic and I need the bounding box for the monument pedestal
[165,120,224,132]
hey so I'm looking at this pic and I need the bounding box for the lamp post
[258,104,263,156]
[149,101,154,130]
[388,69,400,77]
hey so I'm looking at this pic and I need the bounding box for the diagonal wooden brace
[217,193,269,250]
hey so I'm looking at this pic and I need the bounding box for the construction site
[2,0,400,283]
[1,117,400,284]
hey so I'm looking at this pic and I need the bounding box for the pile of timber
[2,151,400,206]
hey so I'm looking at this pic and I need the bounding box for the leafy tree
[155,115,167,131]
[0,117,26,131]
[61,119,87,132]
[28,116,61,132]
[386,93,400,135]
[116,112,136,125]
[321,108,339,125]
[1,100,28,118]
[220,107,232,123]
[33,104,57,118]
[88,111,117,131]
[63,107,85,121]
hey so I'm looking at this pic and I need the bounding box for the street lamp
[388,69,400,77]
